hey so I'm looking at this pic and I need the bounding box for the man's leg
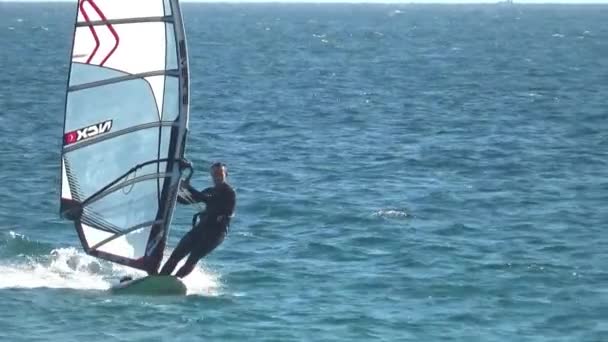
[174,229,226,278]
[159,230,195,275]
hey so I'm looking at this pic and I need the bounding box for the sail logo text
[64,120,113,145]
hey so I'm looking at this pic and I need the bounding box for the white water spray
[0,240,221,296]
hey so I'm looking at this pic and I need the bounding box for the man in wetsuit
[159,162,236,278]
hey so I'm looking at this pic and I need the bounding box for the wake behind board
[110,276,187,295]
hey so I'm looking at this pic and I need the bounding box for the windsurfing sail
[59,0,190,274]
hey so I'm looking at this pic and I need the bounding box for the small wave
[364,248,391,256]
[435,223,477,236]
[0,230,50,258]
[234,231,254,238]
[552,33,565,38]
[235,119,290,133]
[8,231,24,239]
[373,209,409,219]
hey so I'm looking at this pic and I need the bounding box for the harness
[192,212,204,228]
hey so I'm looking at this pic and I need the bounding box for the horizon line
[2,0,608,4]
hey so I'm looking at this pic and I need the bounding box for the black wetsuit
[159,181,236,278]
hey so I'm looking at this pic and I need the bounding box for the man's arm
[177,181,213,204]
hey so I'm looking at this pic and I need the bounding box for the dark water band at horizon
[1,2,607,341]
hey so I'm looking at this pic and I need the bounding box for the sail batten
[60,0,189,273]
[68,69,178,92]
[76,16,173,27]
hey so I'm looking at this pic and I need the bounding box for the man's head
[210,162,227,186]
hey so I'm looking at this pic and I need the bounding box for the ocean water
[1,2,607,341]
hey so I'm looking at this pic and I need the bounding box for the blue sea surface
[0,2,607,341]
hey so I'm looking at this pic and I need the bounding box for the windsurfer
[159,162,236,278]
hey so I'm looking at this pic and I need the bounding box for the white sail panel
[73,22,167,73]
[76,0,167,23]
[82,223,114,248]
[145,75,166,119]
[97,227,152,259]
[61,159,72,200]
